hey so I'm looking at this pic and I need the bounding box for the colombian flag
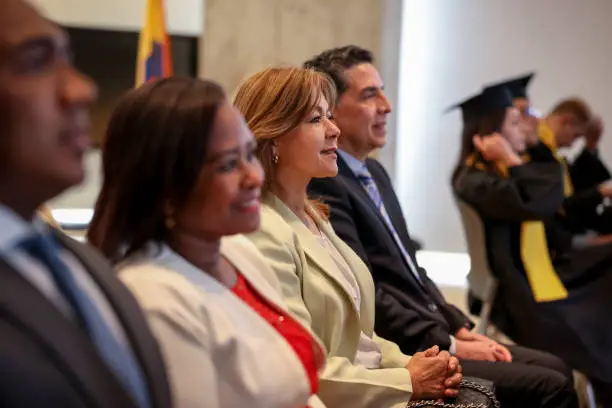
[135,0,173,86]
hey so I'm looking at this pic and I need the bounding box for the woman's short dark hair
[88,77,226,263]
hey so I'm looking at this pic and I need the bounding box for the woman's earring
[273,154,279,165]
[165,216,176,230]
[164,202,176,230]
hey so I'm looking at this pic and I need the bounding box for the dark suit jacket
[308,156,473,354]
[529,142,612,234]
[570,147,611,192]
[0,230,172,408]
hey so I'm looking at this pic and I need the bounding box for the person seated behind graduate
[499,73,612,234]
[566,115,612,233]
[87,77,327,408]
[451,83,612,407]
[532,98,612,220]
[521,96,612,241]
[570,115,611,191]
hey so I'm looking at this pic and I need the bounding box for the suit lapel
[338,158,425,287]
[221,236,326,369]
[367,162,418,260]
[227,245,285,307]
[337,157,388,224]
[338,158,409,251]
[55,232,171,408]
[0,255,136,408]
[265,195,360,316]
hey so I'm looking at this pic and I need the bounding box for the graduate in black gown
[451,83,612,406]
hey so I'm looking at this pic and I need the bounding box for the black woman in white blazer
[88,77,327,408]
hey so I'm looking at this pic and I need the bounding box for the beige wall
[199,0,384,93]
[51,0,404,211]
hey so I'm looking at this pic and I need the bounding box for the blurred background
[34,0,612,289]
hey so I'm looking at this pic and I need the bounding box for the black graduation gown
[455,160,612,385]
[570,147,611,191]
[569,147,612,234]
[529,143,612,234]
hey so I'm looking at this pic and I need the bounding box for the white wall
[394,0,612,253]
[30,0,203,35]
[377,0,403,178]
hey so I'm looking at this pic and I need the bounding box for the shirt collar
[0,204,49,252]
[338,149,368,177]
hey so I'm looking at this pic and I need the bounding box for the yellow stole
[466,155,568,302]
[538,122,574,197]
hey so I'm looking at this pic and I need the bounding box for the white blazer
[119,234,327,408]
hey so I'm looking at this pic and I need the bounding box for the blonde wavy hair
[233,67,337,198]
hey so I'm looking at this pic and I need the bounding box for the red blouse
[231,273,319,404]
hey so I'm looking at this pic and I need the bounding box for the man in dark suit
[570,115,610,191]
[568,115,612,233]
[305,45,578,407]
[0,1,171,407]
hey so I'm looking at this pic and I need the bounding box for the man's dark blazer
[0,230,172,408]
[308,156,473,354]
[529,142,612,234]
[569,147,611,192]
[568,147,612,233]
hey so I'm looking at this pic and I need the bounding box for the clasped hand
[406,345,463,400]
[454,327,513,363]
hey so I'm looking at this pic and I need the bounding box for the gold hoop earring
[273,154,279,164]
[165,215,176,230]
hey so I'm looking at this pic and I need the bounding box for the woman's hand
[473,134,522,166]
[406,346,463,400]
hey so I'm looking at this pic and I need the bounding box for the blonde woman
[234,67,462,408]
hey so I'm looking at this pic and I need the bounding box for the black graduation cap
[446,84,514,123]
[446,94,481,123]
[479,83,514,112]
[489,72,535,99]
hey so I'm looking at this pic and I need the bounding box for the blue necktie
[357,171,422,284]
[19,232,150,408]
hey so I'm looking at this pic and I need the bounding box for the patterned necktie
[357,170,422,284]
[19,232,150,408]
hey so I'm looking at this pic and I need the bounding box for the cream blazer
[119,234,327,408]
[246,194,414,408]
